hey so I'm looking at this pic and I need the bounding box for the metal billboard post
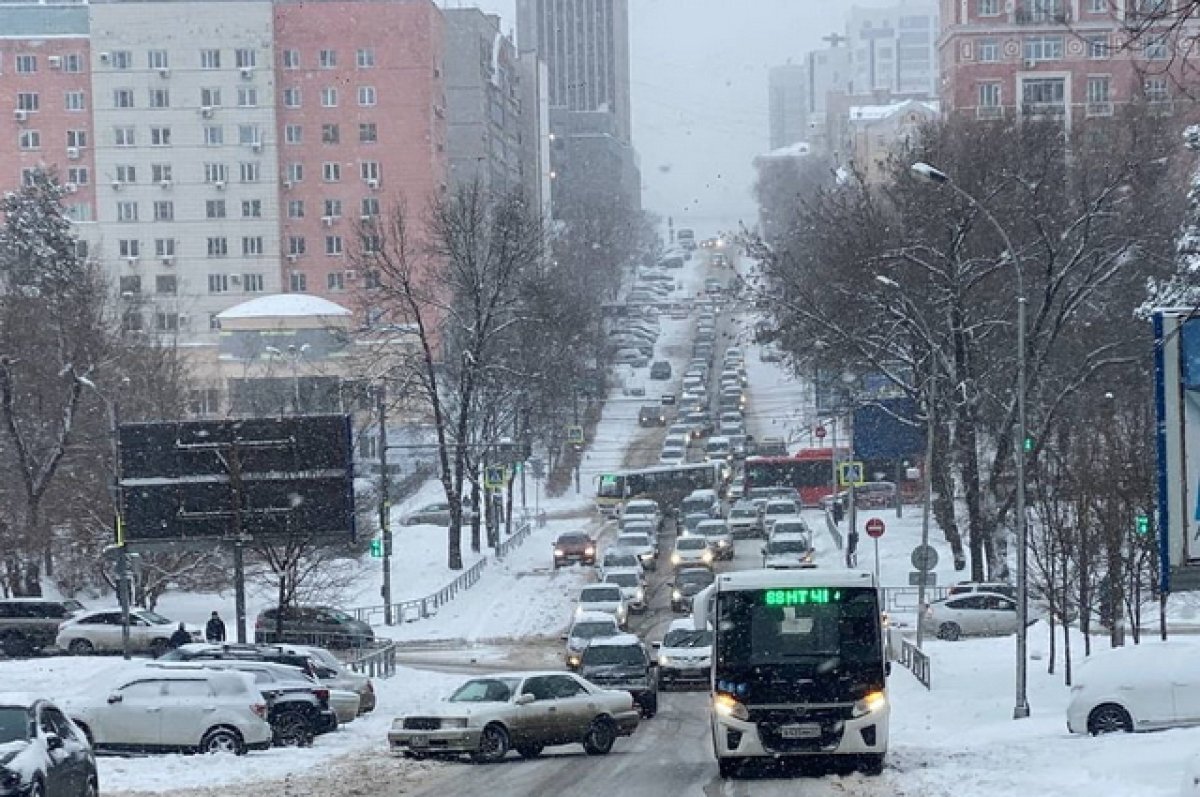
[378,385,393,625]
[917,370,936,649]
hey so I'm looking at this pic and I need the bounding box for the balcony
[976,106,1004,120]
[1015,3,1070,24]
[1021,102,1067,118]
[1085,101,1114,117]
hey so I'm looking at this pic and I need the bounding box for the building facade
[846,98,939,182]
[768,63,808,150]
[848,1,939,98]
[939,0,1197,123]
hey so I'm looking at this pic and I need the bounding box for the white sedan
[1068,641,1200,736]
[670,536,714,570]
[57,609,202,655]
[919,593,1018,641]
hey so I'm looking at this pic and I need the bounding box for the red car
[553,531,597,568]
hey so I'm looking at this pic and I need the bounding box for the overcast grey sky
[447,0,842,235]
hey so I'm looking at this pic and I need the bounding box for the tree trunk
[470,478,482,553]
[931,420,966,569]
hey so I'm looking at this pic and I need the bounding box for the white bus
[694,569,889,777]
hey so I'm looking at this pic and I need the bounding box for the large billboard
[118,415,355,546]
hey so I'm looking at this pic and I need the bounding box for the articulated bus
[742,448,845,507]
[594,462,725,518]
[695,569,888,778]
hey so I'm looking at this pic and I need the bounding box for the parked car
[387,671,639,762]
[649,361,672,380]
[602,568,647,614]
[563,612,622,669]
[400,502,474,526]
[56,608,201,656]
[727,500,764,539]
[670,567,715,613]
[654,619,713,689]
[0,598,86,658]
[1067,642,1200,736]
[65,668,272,755]
[288,644,376,714]
[694,519,734,560]
[947,581,1017,601]
[574,585,629,629]
[253,605,373,649]
[552,531,597,568]
[670,536,714,571]
[577,634,658,718]
[920,593,1019,641]
[0,693,97,797]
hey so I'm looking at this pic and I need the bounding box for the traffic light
[1023,436,1034,453]
[513,461,524,474]
[369,537,383,558]
[1135,511,1150,536]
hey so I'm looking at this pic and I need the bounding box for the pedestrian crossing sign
[839,461,865,487]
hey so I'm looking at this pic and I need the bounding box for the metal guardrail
[823,508,843,551]
[346,641,397,678]
[496,520,532,559]
[899,638,931,689]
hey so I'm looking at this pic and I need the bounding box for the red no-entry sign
[865,518,886,538]
[814,425,827,440]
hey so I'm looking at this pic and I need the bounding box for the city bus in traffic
[694,569,888,777]
[742,448,844,507]
[594,462,725,518]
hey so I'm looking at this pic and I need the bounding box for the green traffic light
[369,538,383,558]
[1135,513,1150,536]
[1023,436,1034,453]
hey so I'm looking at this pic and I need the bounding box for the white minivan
[704,436,731,462]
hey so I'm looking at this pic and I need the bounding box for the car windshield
[664,629,713,648]
[604,553,639,568]
[625,504,655,515]
[773,522,808,535]
[731,507,757,519]
[617,535,650,548]
[448,677,522,703]
[716,588,882,666]
[582,645,644,666]
[0,707,30,744]
[582,587,622,603]
[606,573,639,588]
[677,538,707,550]
[571,621,617,639]
[558,534,590,545]
[677,570,714,587]
[141,611,173,625]
[767,540,809,554]
[766,503,798,515]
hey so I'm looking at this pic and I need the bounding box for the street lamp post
[911,162,1030,720]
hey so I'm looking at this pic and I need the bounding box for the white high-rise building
[846,0,939,98]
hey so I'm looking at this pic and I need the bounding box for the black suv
[576,634,658,718]
[0,598,85,657]
[254,605,374,648]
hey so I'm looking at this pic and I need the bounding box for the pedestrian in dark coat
[205,611,226,643]
[168,622,192,649]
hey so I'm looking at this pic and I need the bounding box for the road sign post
[866,518,886,586]
[815,425,827,444]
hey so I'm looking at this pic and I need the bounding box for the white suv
[66,668,273,755]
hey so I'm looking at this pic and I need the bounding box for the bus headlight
[851,691,887,718]
[713,693,749,722]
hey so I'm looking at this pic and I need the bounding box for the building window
[327,271,345,290]
[282,49,300,69]
[200,49,221,69]
[242,236,264,256]
[67,167,89,185]
[200,87,222,107]
[204,125,224,146]
[358,86,376,106]
[241,199,262,218]
[113,88,134,108]
[204,163,229,183]
[243,274,264,292]
[977,82,1002,117]
[1145,76,1170,102]
[357,47,375,68]
[240,162,261,182]
[323,162,341,182]
[111,51,132,69]
[978,38,999,62]
[16,92,39,112]
[66,203,92,223]
[1086,35,1110,58]
[235,48,256,69]
[321,87,338,107]
[1023,36,1064,62]
[323,198,342,218]
[15,55,36,74]
[19,130,40,150]
[1087,0,1105,10]
[152,164,172,183]
[362,234,381,254]
[362,197,380,217]
[118,239,140,258]
[67,129,87,148]
[207,237,228,257]
[977,0,1000,14]
[154,200,174,221]
[122,312,143,333]
[290,272,307,292]
[156,274,177,294]
[116,164,137,184]
[322,124,340,144]
[149,88,170,108]
[119,275,142,295]
[237,87,259,107]
[360,161,380,181]
[359,123,378,143]
[155,312,179,332]
[63,54,83,73]
[150,127,171,146]
[289,236,306,255]
[206,199,226,219]
[148,50,169,70]
[155,238,176,257]
[65,91,85,111]
[1144,35,1169,60]
[208,274,229,293]
[114,127,135,147]
[286,163,304,182]
[283,87,301,108]
[288,199,305,218]
[326,236,343,256]
[117,201,138,222]
[363,270,380,289]
[238,124,260,146]
[285,124,303,144]
[319,49,337,68]
[1086,76,1113,115]
[1021,77,1066,113]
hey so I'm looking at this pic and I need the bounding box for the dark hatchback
[0,695,97,797]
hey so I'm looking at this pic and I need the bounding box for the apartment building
[939,0,1198,123]
[848,1,940,98]
[769,62,809,150]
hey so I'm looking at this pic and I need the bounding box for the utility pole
[228,444,247,644]
[917,369,936,648]
[110,400,132,661]
[378,385,393,625]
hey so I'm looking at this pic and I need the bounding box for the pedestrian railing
[823,508,844,551]
[496,520,533,559]
[346,641,397,679]
[879,585,950,613]
[899,637,931,689]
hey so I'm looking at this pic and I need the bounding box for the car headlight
[440,717,469,729]
[701,550,714,563]
[391,718,405,730]
[584,546,595,555]
[554,548,564,556]
[567,654,581,667]
[671,552,681,565]
[717,539,729,547]
[672,589,682,601]
[851,691,887,718]
[640,552,653,561]
[659,655,673,666]
[713,693,749,722]
[635,588,645,602]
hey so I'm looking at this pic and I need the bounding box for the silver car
[694,519,734,560]
[920,593,1019,641]
[388,671,640,762]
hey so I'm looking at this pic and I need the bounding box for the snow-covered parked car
[1068,641,1200,736]
[0,693,97,797]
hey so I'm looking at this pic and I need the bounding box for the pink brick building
[273,0,446,305]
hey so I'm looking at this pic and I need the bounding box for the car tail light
[313,688,330,701]
[251,702,268,719]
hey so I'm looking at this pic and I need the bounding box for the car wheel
[937,622,961,641]
[471,723,510,763]
[68,638,95,655]
[641,695,658,719]
[201,726,246,755]
[717,758,740,778]
[858,753,886,775]
[150,638,170,656]
[515,744,544,759]
[1088,704,1133,735]
[582,717,616,755]
[0,632,33,658]
[272,710,313,748]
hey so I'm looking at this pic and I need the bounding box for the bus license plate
[780,723,821,739]
[409,735,427,747]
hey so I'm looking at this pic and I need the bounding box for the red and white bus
[742,449,844,507]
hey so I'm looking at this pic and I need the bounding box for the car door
[943,597,985,634]
[544,675,594,743]
[36,705,76,797]
[41,705,90,796]
[103,680,164,748]
[80,612,124,652]
[158,678,215,748]
[1166,649,1200,726]
[984,596,1019,635]
[513,676,560,745]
